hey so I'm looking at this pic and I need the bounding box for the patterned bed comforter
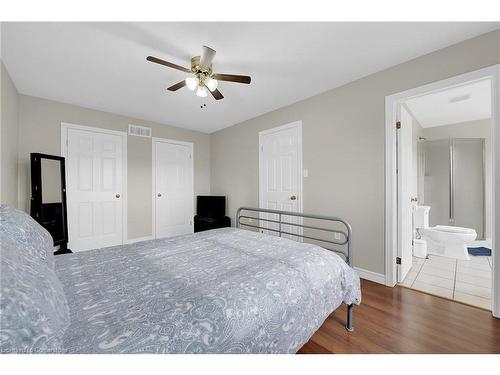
[55,228,361,353]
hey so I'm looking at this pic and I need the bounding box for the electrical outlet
[334,232,341,241]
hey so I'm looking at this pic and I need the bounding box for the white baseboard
[354,267,385,285]
[124,235,154,245]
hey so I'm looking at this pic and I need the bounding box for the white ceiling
[405,79,492,128]
[2,22,499,133]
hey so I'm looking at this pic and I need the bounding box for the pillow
[0,205,70,354]
[0,205,55,270]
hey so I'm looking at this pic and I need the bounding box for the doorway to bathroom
[398,81,492,309]
[385,65,500,316]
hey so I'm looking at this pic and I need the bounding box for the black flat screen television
[197,196,226,217]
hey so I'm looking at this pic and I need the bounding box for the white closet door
[259,123,302,239]
[66,128,124,252]
[154,140,193,238]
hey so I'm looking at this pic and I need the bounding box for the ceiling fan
[147,46,251,101]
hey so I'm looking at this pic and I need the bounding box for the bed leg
[346,304,354,332]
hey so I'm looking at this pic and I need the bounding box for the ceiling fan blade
[200,46,216,69]
[212,73,251,84]
[210,88,224,100]
[147,56,191,73]
[167,80,186,91]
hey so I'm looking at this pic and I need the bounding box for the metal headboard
[236,207,352,266]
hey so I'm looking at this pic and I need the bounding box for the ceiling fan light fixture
[147,46,251,101]
[196,85,208,98]
[205,77,218,92]
[185,77,198,91]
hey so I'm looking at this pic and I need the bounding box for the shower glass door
[453,139,484,238]
[423,140,450,228]
[422,138,485,240]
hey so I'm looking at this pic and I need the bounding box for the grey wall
[422,119,492,239]
[0,62,19,207]
[210,29,500,275]
[17,95,211,240]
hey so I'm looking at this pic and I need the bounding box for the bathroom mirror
[30,153,70,253]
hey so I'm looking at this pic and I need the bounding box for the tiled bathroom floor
[399,254,492,310]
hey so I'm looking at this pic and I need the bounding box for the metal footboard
[235,206,354,331]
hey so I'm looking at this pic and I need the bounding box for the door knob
[115,193,121,198]
[411,197,418,203]
[157,193,162,197]
[290,195,297,201]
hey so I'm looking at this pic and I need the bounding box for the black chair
[194,196,231,233]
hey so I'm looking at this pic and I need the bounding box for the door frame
[151,137,194,239]
[396,105,415,282]
[258,121,304,232]
[385,65,500,318]
[60,122,128,248]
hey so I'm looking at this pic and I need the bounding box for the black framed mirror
[30,153,71,254]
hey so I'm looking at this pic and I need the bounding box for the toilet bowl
[418,225,477,260]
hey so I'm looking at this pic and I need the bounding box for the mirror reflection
[40,157,65,243]
[41,158,62,203]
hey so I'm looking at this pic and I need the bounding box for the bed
[0,205,361,354]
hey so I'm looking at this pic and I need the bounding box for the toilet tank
[413,205,430,229]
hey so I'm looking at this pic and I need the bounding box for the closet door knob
[115,193,121,198]
[157,193,162,197]
[290,195,297,201]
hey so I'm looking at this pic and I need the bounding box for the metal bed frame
[236,206,355,331]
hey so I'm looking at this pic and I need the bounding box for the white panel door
[66,128,124,252]
[397,107,414,282]
[154,140,193,238]
[259,123,302,239]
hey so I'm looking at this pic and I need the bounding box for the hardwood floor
[298,279,500,353]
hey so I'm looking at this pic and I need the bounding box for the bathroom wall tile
[455,281,491,299]
[412,256,425,265]
[411,260,424,274]
[454,292,491,310]
[420,264,455,280]
[456,272,491,288]
[467,256,491,266]
[427,255,456,264]
[424,259,456,272]
[456,267,491,277]
[457,261,491,273]
[414,273,454,289]
[455,272,492,288]
[400,270,419,288]
[406,252,492,310]
[412,281,453,299]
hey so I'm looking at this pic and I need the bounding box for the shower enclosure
[419,138,485,239]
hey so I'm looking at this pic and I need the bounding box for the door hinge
[396,257,401,265]
[396,121,401,129]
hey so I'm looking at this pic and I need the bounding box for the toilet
[413,205,477,260]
